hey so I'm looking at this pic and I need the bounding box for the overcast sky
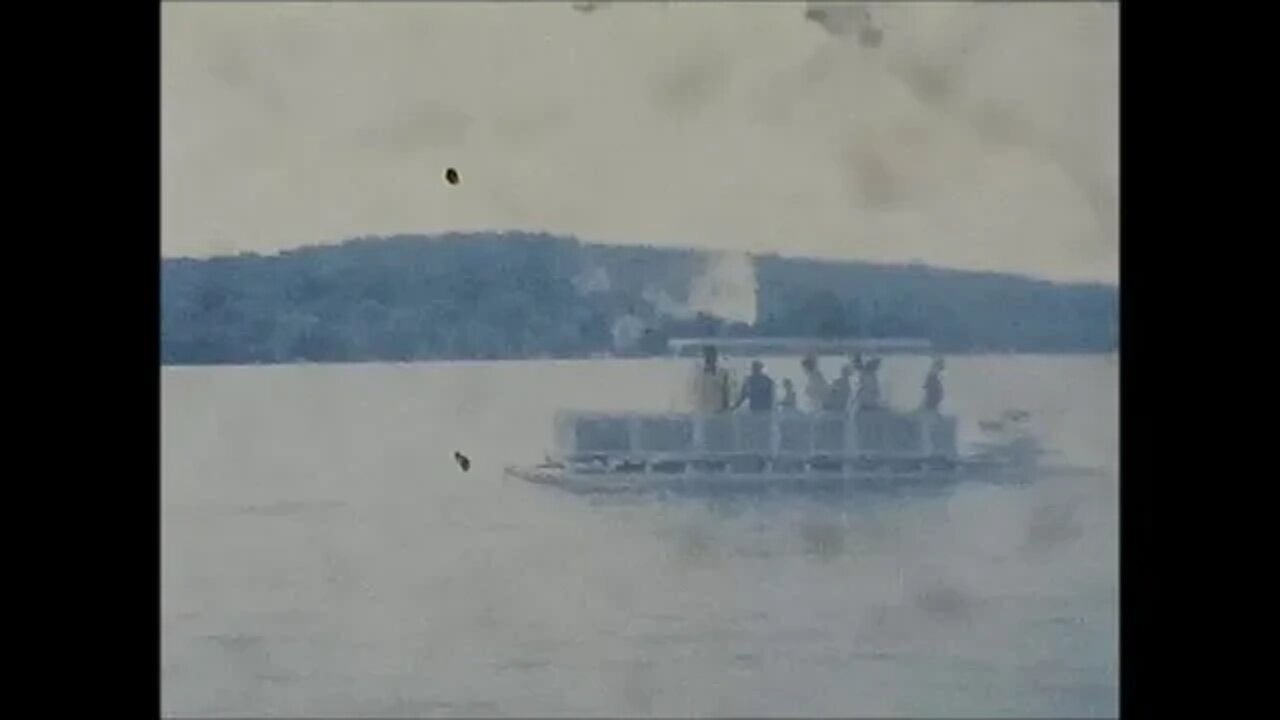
[162,1,1118,284]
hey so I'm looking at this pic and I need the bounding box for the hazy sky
[162,1,1118,283]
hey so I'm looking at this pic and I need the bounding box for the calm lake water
[161,355,1118,717]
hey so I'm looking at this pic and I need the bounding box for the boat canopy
[668,337,934,358]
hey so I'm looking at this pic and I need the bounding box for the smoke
[687,251,758,326]
[610,313,646,353]
[642,285,695,321]
[581,249,758,349]
[636,251,759,327]
[572,265,612,294]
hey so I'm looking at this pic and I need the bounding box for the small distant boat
[504,338,1092,495]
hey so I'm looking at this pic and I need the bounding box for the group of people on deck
[690,345,945,415]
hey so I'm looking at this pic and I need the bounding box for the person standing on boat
[801,354,829,413]
[690,345,733,413]
[825,363,854,412]
[921,356,945,412]
[779,378,798,410]
[733,360,776,412]
[852,353,883,411]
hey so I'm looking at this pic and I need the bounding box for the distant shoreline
[162,232,1118,365]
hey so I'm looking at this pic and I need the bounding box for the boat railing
[553,409,958,461]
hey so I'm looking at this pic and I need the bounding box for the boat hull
[503,458,1087,495]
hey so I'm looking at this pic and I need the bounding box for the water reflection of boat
[504,339,1093,495]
